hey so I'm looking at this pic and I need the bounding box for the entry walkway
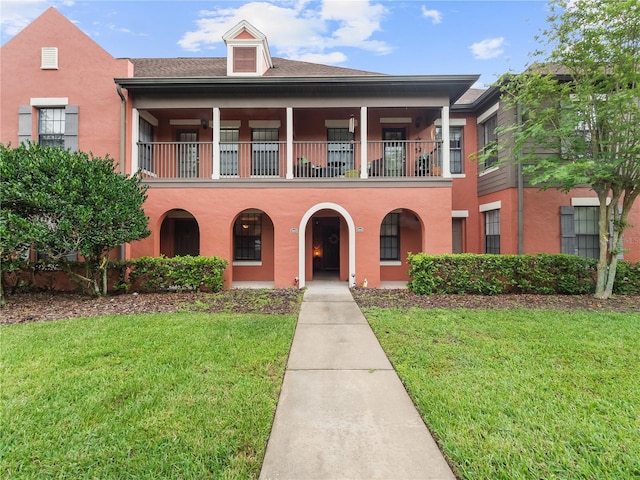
[259,281,455,480]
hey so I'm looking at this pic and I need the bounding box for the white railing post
[131,108,139,173]
[212,107,221,179]
[286,107,294,179]
[360,106,368,178]
[441,105,451,178]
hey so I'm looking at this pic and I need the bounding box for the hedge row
[3,256,228,295]
[407,253,640,295]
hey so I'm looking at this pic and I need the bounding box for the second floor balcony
[136,139,445,181]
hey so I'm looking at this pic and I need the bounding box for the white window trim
[379,117,411,124]
[479,200,501,212]
[380,260,402,266]
[479,166,499,176]
[169,119,200,126]
[30,97,68,107]
[477,103,499,124]
[451,173,466,179]
[435,118,467,126]
[452,210,469,218]
[249,120,281,129]
[221,120,241,128]
[571,197,609,206]
[325,119,359,128]
[232,261,263,267]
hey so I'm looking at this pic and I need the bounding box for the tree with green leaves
[0,143,150,301]
[499,0,640,299]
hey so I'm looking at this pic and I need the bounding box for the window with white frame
[436,126,463,174]
[484,209,500,254]
[380,212,400,261]
[234,212,262,261]
[38,108,65,147]
[480,114,498,170]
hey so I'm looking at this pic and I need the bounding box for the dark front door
[383,128,406,176]
[174,218,200,256]
[312,217,340,272]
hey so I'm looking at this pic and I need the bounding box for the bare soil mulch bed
[1,289,638,325]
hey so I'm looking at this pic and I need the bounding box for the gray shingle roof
[130,57,384,78]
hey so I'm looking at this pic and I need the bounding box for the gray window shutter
[560,206,576,254]
[18,106,32,145]
[65,105,79,152]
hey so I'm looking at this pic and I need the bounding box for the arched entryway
[159,209,200,257]
[298,203,356,288]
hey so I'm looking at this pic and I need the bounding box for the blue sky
[1,0,551,88]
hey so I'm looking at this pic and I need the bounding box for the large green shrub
[407,253,616,295]
[127,256,228,293]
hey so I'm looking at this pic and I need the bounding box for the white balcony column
[131,108,140,173]
[360,106,368,179]
[441,105,451,178]
[286,107,294,179]
[212,107,221,179]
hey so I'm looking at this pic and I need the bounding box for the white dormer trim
[223,20,273,76]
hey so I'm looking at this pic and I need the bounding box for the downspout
[516,102,524,255]
[116,84,127,261]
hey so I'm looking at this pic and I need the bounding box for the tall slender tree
[500,0,640,299]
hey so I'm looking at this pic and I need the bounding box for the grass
[363,307,640,480]
[1,312,297,479]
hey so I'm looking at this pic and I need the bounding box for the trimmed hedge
[2,256,228,295]
[407,253,639,295]
[127,256,228,293]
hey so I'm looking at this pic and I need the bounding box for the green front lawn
[364,308,640,480]
[1,313,297,479]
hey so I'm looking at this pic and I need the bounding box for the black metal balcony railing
[137,140,443,180]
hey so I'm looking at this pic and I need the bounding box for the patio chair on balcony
[295,157,322,178]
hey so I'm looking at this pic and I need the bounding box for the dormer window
[233,47,257,73]
[223,20,273,77]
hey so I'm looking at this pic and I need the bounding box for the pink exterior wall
[451,114,481,253]
[130,185,453,288]
[0,7,132,163]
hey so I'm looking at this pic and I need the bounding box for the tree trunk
[594,196,611,299]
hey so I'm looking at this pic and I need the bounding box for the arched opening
[379,208,423,283]
[231,209,275,283]
[299,203,356,288]
[160,209,200,257]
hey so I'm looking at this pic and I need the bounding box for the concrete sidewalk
[259,282,455,480]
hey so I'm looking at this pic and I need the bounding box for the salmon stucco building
[2,8,638,289]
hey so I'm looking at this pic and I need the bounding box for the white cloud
[0,0,70,37]
[421,6,442,24]
[469,37,505,60]
[177,0,392,65]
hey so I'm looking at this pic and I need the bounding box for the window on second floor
[436,126,464,174]
[220,128,240,176]
[480,114,498,170]
[39,108,65,148]
[251,128,279,176]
